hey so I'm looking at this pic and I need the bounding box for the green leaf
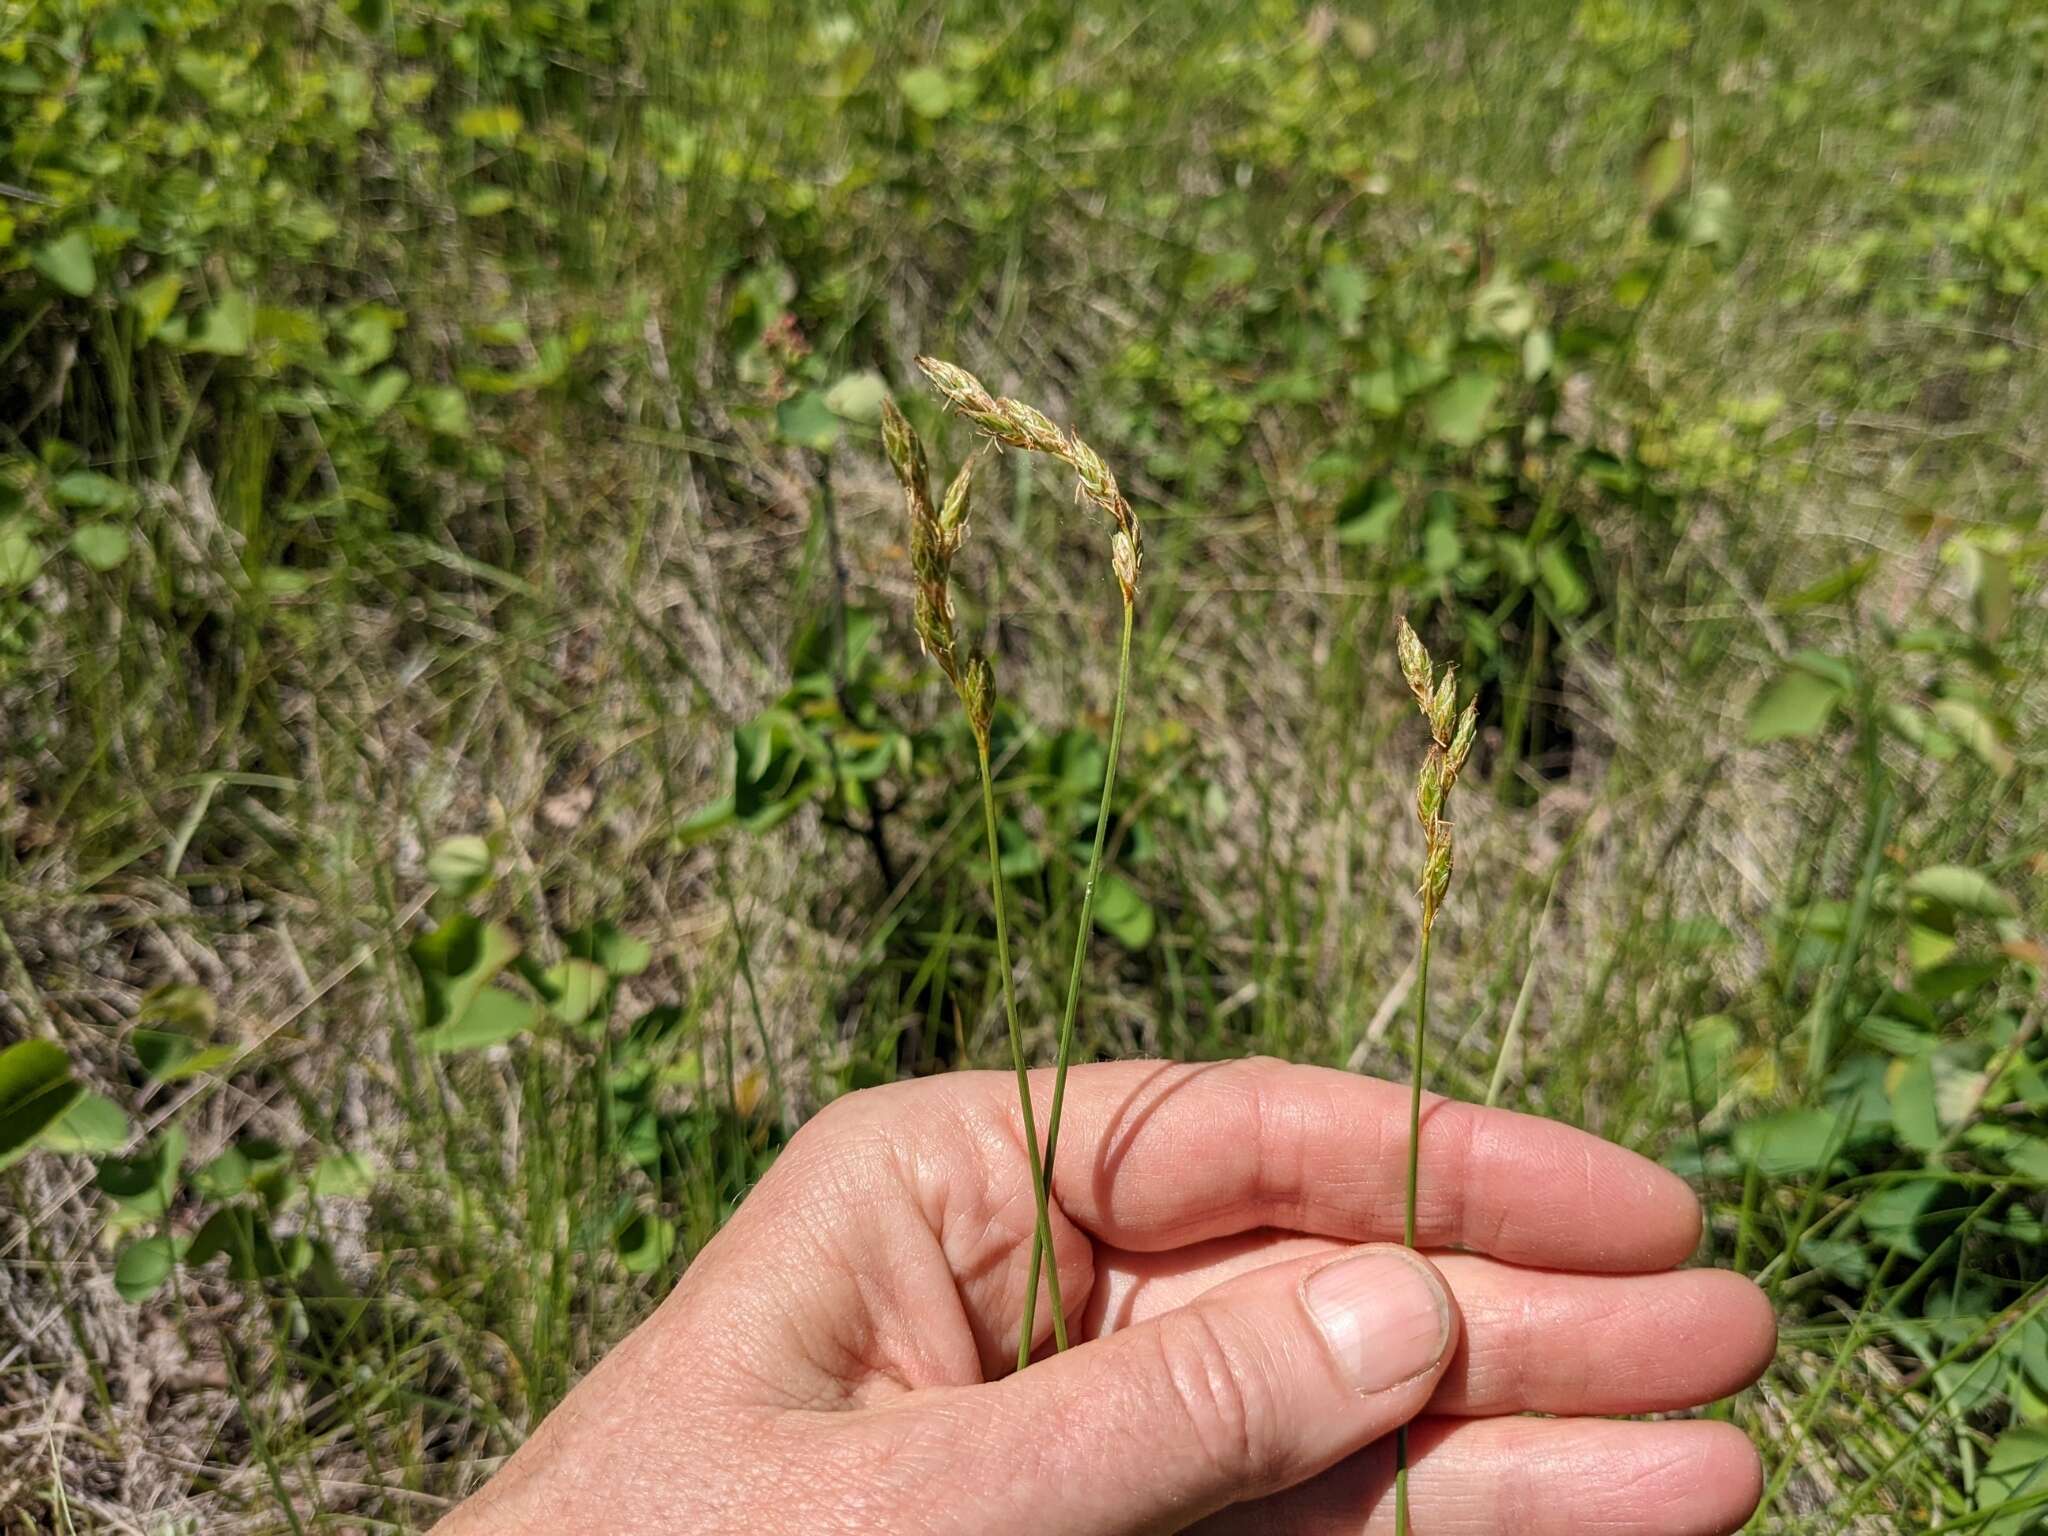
[182,291,254,356]
[1093,873,1156,950]
[461,187,515,218]
[33,231,96,297]
[132,1031,236,1083]
[69,523,132,571]
[775,390,841,451]
[53,470,134,511]
[0,522,45,592]
[898,66,956,118]
[418,983,536,1054]
[455,104,523,142]
[1732,1108,1846,1176]
[1976,1425,2048,1536]
[539,958,608,1026]
[40,1091,128,1155]
[1859,1177,1947,1256]
[566,920,652,979]
[822,370,889,423]
[114,1235,178,1303]
[0,1040,82,1172]
[410,915,521,1031]
[425,834,493,898]
[1746,668,1842,743]
[310,1153,375,1198]
[1930,698,2015,776]
[95,1127,185,1221]
[127,272,183,339]
[614,1209,676,1275]
[1535,541,1590,617]
[1424,373,1500,447]
[1335,481,1401,547]
[1905,865,2016,921]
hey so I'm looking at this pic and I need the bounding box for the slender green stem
[1021,600,1134,1352]
[976,742,1067,1368]
[1395,924,1432,1536]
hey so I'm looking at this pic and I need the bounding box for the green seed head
[1427,667,1459,746]
[1396,618,1433,707]
[1449,700,1479,777]
[880,398,928,501]
[998,397,1064,455]
[1112,530,1140,604]
[1416,748,1447,828]
[939,453,977,551]
[961,649,995,746]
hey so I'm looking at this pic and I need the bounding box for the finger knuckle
[1151,1308,1282,1490]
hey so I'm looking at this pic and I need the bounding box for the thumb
[957,1243,1456,1533]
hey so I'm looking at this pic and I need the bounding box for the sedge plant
[888,359,1144,1370]
[881,395,1066,1368]
[1392,617,1477,1536]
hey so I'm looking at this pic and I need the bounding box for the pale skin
[438,1058,1775,1535]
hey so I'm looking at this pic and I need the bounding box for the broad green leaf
[1905,865,2016,921]
[1732,1108,1846,1176]
[1976,1425,2048,1535]
[418,983,536,1054]
[40,1091,128,1155]
[33,231,95,297]
[133,1031,236,1083]
[461,187,515,217]
[898,66,955,118]
[1535,542,1590,617]
[1931,698,2015,776]
[615,1209,676,1275]
[53,470,134,510]
[1335,481,1401,546]
[95,1127,184,1220]
[822,370,889,423]
[567,921,652,979]
[69,523,132,571]
[455,105,523,142]
[139,983,216,1032]
[417,385,473,438]
[1635,124,1690,209]
[540,958,608,1026]
[127,272,183,339]
[114,1235,177,1303]
[183,291,254,356]
[310,1152,375,1198]
[1093,874,1156,951]
[0,522,45,591]
[1746,668,1841,743]
[1859,1177,1946,1256]
[410,915,520,1030]
[775,390,840,451]
[0,1040,82,1171]
[425,834,493,898]
[1424,373,1499,447]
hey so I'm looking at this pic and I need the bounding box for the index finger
[963,1057,1701,1272]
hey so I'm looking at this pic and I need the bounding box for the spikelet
[1395,618,1477,937]
[915,356,1143,603]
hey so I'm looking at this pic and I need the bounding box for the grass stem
[976,743,1067,1368]
[1394,924,1431,1535]
[1021,599,1135,1354]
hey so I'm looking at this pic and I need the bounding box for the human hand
[437,1058,1773,1534]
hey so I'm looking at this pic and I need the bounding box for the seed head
[1396,618,1433,708]
[1449,700,1478,776]
[916,356,1145,615]
[916,356,1017,445]
[998,396,1065,455]
[880,399,929,503]
[1427,667,1459,747]
[1112,530,1140,604]
[939,452,978,547]
[1395,619,1478,939]
[962,649,995,746]
[1416,747,1447,827]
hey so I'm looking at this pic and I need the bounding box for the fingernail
[1302,1247,1451,1395]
